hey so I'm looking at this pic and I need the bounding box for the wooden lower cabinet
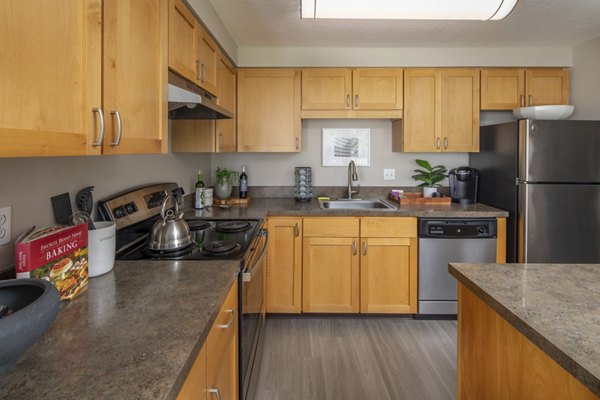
[266,218,302,313]
[177,281,238,400]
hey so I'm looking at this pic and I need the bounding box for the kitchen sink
[318,198,397,210]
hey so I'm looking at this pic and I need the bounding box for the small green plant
[215,167,240,185]
[411,159,447,187]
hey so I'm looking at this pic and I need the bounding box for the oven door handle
[243,229,268,282]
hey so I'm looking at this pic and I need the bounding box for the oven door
[241,224,267,400]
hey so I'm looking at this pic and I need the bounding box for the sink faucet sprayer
[347,160,360,199]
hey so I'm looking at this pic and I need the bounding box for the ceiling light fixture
[300,0,518,21]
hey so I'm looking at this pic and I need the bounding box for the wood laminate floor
[254,317,457,400]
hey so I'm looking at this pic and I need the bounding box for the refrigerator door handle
[518,183,528,263]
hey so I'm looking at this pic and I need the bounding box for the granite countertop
[183,198,508,220]
[0,260,240,400]
[449,263,600,397]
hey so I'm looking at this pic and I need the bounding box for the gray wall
[0,152,210,270]
[212,119,468,187]
[572,36,600,119]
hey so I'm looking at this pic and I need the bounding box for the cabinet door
[441,69,480,152]
[352,68,403,110]
[266,218,302,313]
[171,120,216,152]
[177,344,207,400]
[237,69,301,152]
[301,69,352,110]
[0,0,102,157]
[216,54,237,152]
[207,282,238,400]
[103,0,167,155]
[402,69,442,152]
[168,0,198,84]
[303,237,359,313]
[525,68,570,106]
[360,238,417,314]
[480,69,525,110]
[198,27,218,96]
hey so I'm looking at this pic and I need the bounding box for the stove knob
[113,206,127,219]
[125,202,138,214]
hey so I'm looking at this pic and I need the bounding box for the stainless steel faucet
[346,160,360,199]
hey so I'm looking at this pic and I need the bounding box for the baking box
[16,224,89,300]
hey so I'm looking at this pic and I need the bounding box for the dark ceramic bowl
[0,279,60,373]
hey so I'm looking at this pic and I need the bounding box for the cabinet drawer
[361,217,417,238]
[213,280,238,329]
[303,217,359,237]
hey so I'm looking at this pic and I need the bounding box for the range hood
[168,71,233,120]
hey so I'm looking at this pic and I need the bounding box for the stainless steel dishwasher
[418,218,497,316]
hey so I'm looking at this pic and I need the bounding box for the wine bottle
[195,169,205,209]
[239,165,248,199]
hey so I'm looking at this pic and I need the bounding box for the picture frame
[322,128,371,167]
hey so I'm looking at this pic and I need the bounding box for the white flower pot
[423,187,438,198]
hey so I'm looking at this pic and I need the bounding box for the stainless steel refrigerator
[470,119,600,263]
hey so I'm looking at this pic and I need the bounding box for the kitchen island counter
[0,260,240,400]
[184,197,508,220]
[450,263,600,398]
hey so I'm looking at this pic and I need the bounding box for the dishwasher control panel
[418,218,497,238]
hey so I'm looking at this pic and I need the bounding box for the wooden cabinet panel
[480,68,525,110]
[441,69,480,152]
[0,0,102,157]
[237,69,301,152]
[207,281,238,400]
[266,218,302,313]
[402,69,442,152]
[352,68,403,110]
[302,69,352,110]
[168,0,198,83]
[103,0,167,155]
[198,27,218,95]
[360,237,417,314]
[216,55,237,152]
[361,217,417,238]
[177,344,207,400]
[303,217,360,237]
[526,68,570,106]
[171,120,216,152]
[303,237,359,313]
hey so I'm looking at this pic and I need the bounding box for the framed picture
[322,128,370,166]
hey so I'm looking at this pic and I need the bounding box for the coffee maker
[448,167,479,204]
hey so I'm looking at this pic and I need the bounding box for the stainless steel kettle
[146,194,193,251]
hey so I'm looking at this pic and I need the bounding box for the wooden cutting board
[213,197,251,205]
[388,192,451,205]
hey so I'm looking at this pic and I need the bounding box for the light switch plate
[383,168,395,180]
[0,206,11,246]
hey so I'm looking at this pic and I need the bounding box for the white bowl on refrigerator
[512,105,575,120]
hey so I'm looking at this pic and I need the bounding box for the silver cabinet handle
[91,108,105,147]
[294,222,299,237]
[201,63,207,83]
[109,111,123,146]
[346,94,350,108]
[295,137,300,150]
[196,59,201,81]
[444,137,448,150]
[363,241,367,256]
[520,94,525,107]
[354,94,359,108]
[528,94,533,106]
[218,133,223,150]
[353,241,357,255]
[436,137,441,150]
[208,388,222,400]
[217,309,235,329]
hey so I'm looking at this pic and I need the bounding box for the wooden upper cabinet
[352,68,403,110]
[103,0,167,155]
[216,54,237,152]
[441,69,480,152]
[0,0,102,157]
[526,68,570,106]
[302,69,352,110]
[397,68,479,153]
[198,27,218,95]
[237,69,301,152]
[168,0,198,84]
[481,69,525,110]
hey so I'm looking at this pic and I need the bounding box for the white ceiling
[208,0,600,48]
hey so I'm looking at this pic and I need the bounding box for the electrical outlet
[0,206,11,246]
[383,168,395,180]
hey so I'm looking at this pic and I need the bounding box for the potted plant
[214,167,240,199]
[411,159,447,197]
